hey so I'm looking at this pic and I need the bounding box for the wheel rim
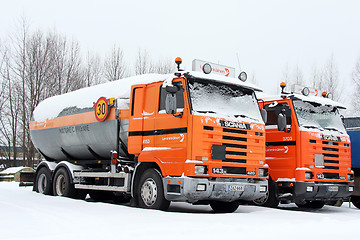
[37,174,47,194]
[140,178,158,206]
[55,174,66,196]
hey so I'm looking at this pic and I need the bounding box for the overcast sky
[1,0,360,100]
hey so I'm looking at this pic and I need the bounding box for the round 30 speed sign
[94,97,109,121]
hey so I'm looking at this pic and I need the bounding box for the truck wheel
[53,168,76,198]
[137,168,170,211]
[210,200,240,213]
[351,196,360,209]
[326,200,343,207]
[253,177,279,208]
[35,167,52,195]
[296,200,325,209]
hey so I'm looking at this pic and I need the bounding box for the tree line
[0,20,175,168]
[1,20,360,168]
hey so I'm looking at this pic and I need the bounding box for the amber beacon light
[280,82,286,94]
[175,57,182,70]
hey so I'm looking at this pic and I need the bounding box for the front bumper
[289,182,354,202]
[163,177,268,203]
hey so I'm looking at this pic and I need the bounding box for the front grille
[323,172,339,179]
[222,128,248,163]
[223,159,246,163]
[309,138,346,179]
[324,166,339,170]
[223,128,247,135]
[323,153,339,158]
[222,143,246,149]
[226,151,247,156]
[222,166,246,175]
[202,124,264,166]
[322,147,338,152]
[324,160,339,164]
[322,141,339,146]
[223,135,247,142]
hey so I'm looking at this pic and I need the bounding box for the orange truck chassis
[30,61,268,212]
[255,84,354,208]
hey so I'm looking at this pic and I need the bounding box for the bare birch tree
[310,65,325,91]
[352,56,360,113]
[135,48,153,75]
[83,51,103,86]
[152,58,175,74]
[0,46,21,167]
[322,55,342,101]
[104,45,127,81]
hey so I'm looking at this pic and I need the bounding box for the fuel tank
[30,103,130,161]
[30,74,169,162]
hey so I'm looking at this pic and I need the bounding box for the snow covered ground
[1,182,360,240]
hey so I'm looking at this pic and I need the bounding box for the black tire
[35,167,53,195]
[296,200,325,209]
[351,196,360,209]
[326,199,343,207]
[53,168,77,198]
[253,177,279,208]
[137,168,170,211]
[210,200,240,213]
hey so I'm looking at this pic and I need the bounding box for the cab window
[264,102,291,126]
[158,84,184,114]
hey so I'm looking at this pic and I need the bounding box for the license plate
[328,186,339,192]
[227,185,244,192]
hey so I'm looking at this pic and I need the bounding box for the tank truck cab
[255,83,354,208]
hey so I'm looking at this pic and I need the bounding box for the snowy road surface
[1,182,360,240]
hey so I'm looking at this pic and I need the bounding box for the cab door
[153,79,189,175]
[152,80,187,148]
[263,101,297,180]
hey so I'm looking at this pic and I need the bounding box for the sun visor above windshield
[291,94,346,109]
[184,71,263,92]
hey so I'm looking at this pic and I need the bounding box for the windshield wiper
[234,114,257,121]
[324,127,343,134]
[196,110,216,114]
[302,125,323,131]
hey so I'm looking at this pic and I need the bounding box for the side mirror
[166,85,178,94]
[278,113,287,132]
[165,92,176,114]
[260,108,267,124]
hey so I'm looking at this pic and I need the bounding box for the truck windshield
[188,78,263,123]
[293,100,346,133]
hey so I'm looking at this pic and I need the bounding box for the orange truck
[30,59,268,212]
[255,83,354,208]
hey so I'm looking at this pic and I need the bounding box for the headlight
[195,165,207,175]
[306,186,314,192]
[258,168,268,177]
[349,186,354,192]
[305,172,313,180]
[202,63,212,74]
